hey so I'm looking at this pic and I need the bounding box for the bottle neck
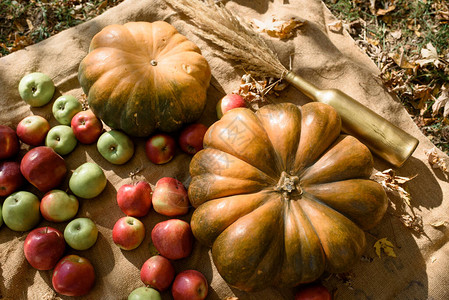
[284,71,320,100]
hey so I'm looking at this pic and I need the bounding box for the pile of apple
[115,177,208,300]
[1,72,247,299]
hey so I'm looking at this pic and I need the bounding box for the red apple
[20,146,67,192]
[151,219,193,260]
[294,283,332,300]
[140,255,175,292]
[52,254,95,297]
[216,93,246,119]
[71,110,103,144]
[172,270,208,300]
[0,125,20,160]
[40,190,79,222]
[178,123,208,155]
[117,181,152,217]
[145,133,176,164]
[16,115,50,146]
[24,226,65,270]
[152,177,189,217]
[0,161,24,197]
[112,216,145,250]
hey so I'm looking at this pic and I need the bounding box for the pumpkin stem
[150,59,158,66]
[274,171,302,200]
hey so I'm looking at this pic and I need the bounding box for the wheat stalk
[164,0,288,78]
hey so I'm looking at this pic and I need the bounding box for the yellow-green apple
[45,125,77,155]
[40,190,79,222]
[18,72,55,107]
[128,287,161,300]
[24,226,65,270]
[97,130,134,165]
[145,133,176,164]
[52,95,83,125]
[20,146,67,192]
[0,161,24,197]
[171,270,208,300]
[69,162,106,199]
[0,203,3,227]
[152,177,189,217]
[0,125,20,160]
[52,254,95,297]
[117,181,152,217]
[216,93,246,119]
[294,283,332,300]
[140,255,175,292]
[2,191,40,231]
[151,219,193,260]
[64,217,98,250]
[112,216,145,251]
[71,110,103,144]
[16,115,50,146]
[178,123,208,155]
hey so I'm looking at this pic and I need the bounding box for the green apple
[69,162,107,199]
[2,191,40,231]
[45,125,77,155]
[64,217,98,250]
[128,287,161,300]
[0,203,3,227]
[40,190,79,222]
[97,130,134,165]
[18,72,55,107]
[52,95,83,125]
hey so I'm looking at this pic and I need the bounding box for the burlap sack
[1,0,448,299]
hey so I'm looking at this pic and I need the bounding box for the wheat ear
[164,0,288,78]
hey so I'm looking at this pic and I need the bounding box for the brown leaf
[373,169,417,207]
[425,147,449,174]
[415,42,444,68]
[400,214,423,233]
[430,220,447,228]
[234,74,286,107]
[328,20,343,33]
[376,5,396,16]
[431,85,449,117]
[389,51,415,69]
[26,19,34,31]
[252,16,305,39]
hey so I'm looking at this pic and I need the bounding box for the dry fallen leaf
[373,169,417,207]
[251,16,305,39]
[425,147,449,174]
[389,50,415,69]
[374,238,397,258]
[376,4,396,16]
[400,214,423,233]
[430,220,447,228]
[389,29,402,40]
[431,85,449,118]
[234,74,286,109]
[328,20,343,33]
[415,42,444,68]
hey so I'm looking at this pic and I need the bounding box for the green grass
[324,0,449,154]
[0,0,124,56]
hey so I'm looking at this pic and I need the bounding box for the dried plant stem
[164,0,288,78]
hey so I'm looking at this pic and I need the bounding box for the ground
[1,0,448,154]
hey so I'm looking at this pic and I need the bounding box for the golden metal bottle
[284,71,419,167]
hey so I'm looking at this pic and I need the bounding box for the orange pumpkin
[78,21,211,137]
[188,102,388,291]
